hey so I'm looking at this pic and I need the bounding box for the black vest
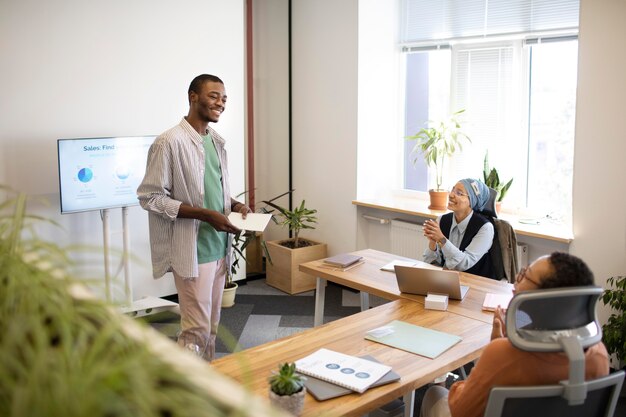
[439,212,495,279]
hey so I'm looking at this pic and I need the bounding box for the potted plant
[262,199,327,294]
[406,109,471,210]
[221,191,292,307]
[268,362,307,416]
[482,151,513,214]
[601,275,626,370]
[222,230,255,308]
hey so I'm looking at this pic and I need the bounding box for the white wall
[253,0,359,253]
[357,0,403,201]
[291,0,359,254]
[0,0,245,301]
[571,0,626,327]
[252,0,291,242]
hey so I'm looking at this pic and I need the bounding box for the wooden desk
[299,249,513,326]
[212,299,492,417]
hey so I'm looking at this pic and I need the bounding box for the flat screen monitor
[57,135,156,214]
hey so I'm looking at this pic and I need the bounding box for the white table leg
[360,291,370,311]
[314,277,326,326]
[404,390,415,417]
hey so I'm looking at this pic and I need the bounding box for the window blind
[401,0,579,45]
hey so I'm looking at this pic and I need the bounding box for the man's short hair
[540,252,594,289]
[188,74,224,102]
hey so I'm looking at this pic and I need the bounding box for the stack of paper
[323,254,363,268]
[482,293,513,311]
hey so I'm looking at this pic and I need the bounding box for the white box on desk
[425,293,448,311]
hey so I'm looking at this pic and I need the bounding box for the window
[401,0,579,223]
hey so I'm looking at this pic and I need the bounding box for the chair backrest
[479,187,498,218]
[484,287,624,417]
[477,186,520,282]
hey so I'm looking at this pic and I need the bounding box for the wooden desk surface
[212,299,491,417]
[299,248,513,323]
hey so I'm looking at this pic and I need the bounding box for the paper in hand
[227,212,272,232]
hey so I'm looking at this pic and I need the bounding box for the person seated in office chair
[423,178,496,279]
[420,252,610,417]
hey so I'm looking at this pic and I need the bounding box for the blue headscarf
[459,178,489,211]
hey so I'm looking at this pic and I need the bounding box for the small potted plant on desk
[262,199,327,294]
[482,151,513,215]
[601,275,626,379]
[406,109,471,210]
[269,362,307,416]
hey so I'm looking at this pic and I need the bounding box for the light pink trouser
[173,258,226,361]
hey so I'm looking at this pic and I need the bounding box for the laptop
[393,265,469,300]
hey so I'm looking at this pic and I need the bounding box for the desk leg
[360,291,370,311]
[314,277,326,327]
[403,390,415,417]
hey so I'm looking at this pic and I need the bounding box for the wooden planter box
[265,239,327,294]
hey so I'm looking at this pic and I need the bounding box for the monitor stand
[102,207,179,317]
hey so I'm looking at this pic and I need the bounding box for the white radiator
[390,219,429,259]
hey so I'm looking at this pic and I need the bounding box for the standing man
[138,74,250,361]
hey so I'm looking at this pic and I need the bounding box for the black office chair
[483,287,624,417]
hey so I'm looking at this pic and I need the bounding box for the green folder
[365,320,462,359]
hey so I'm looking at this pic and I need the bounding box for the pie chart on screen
[78,167,93,183]
[115,166,131,180]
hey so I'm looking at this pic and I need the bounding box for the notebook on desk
[304,355,400,401]
[394,265,469,300]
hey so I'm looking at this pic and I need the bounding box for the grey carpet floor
[141,278,389,358]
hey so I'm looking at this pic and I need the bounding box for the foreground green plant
[0,188,270,417]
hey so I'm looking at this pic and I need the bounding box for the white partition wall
[0,0,245,301]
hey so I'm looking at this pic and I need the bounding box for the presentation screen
[57,135,156,214]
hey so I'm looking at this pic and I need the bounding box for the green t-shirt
[197,133,227,263]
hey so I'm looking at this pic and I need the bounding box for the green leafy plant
[0,187,265,417]
[268,362,306,396]
[601,276,626,366]
[482,151,513,203]
[262,199,318,249]
[406,109,471,191]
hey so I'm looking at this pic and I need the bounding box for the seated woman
[423,178,495,279]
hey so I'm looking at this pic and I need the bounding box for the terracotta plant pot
[269,387,306,416]
[428,189,449,210]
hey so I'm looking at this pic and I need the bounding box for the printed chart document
[295,348,391,393]
[365,320,462,359]
[482,293,514,311]
[227,212,272,232]
[304,355,400,401]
